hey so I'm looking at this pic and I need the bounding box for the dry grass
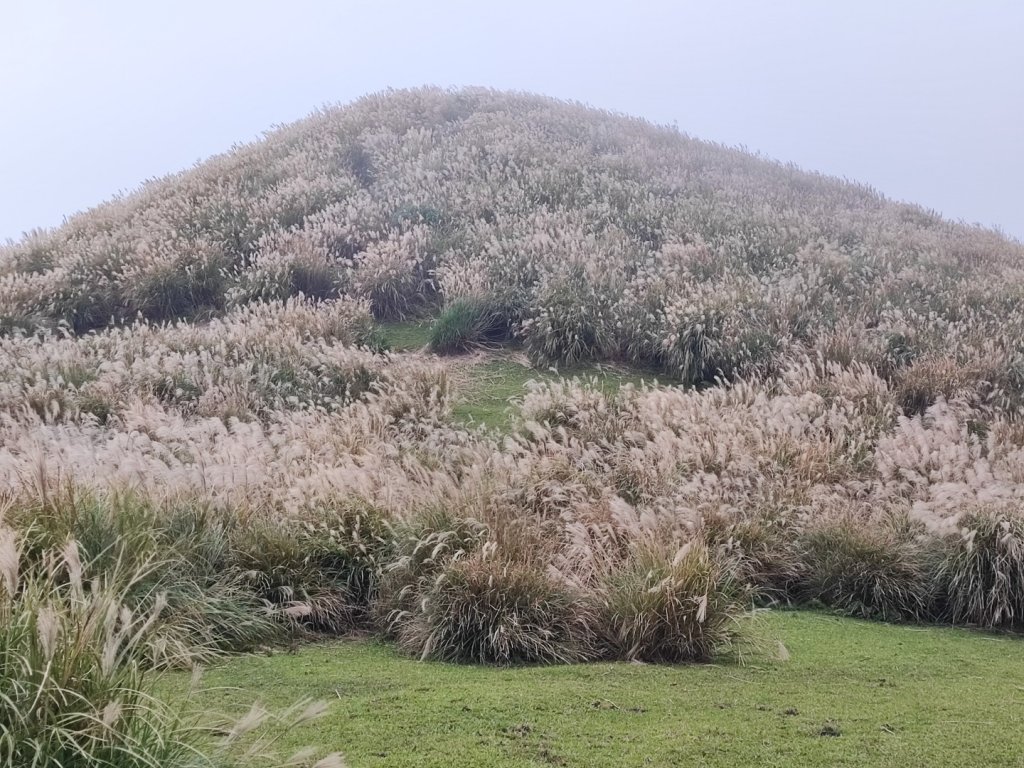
[1,85,1024,763]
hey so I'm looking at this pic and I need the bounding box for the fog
[2,0,1021,241]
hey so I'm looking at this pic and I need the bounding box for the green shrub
[590,540,748,663]
[429,296,509,354]
[935,505,1024,628]
[397,552,589,665]
[798,519,934,622]
[355,324,390,353]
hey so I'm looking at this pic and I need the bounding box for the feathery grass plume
[372,508,486,636]
[701,507,805,602]
[0,525,18,596]
[231,521,355,634]
[0,533,203,767]
[12,490,285,667]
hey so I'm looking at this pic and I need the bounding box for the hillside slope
[6,88,1024,768]
[2,86,1022,403]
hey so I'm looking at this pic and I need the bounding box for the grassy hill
[2,87,1022,397]
[1,87,1023,767]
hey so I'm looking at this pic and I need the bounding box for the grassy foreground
[164,612,1024,767]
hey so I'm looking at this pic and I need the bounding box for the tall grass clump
[428,296,508,354]
[701,509,804,602]
[935,505,1024,628]
[797,518,935,622]
[372,509,486,636]
[397,549,590,665]
[13,492,285,666]
[590,540,749,663]
[119,243,228,323]
[522,268,616,366]
[0,528,345,768]
[0,529,204,767]
[232,502,391,633]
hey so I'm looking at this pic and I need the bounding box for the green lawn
[164,611,1024,767]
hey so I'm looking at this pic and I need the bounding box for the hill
[2,87,1023,767]
[2,87,1022,401]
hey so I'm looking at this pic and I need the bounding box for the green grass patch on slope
[379,320,434,352]
[163,611,1024,768]
[451,357,660,430]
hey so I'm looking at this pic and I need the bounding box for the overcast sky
[2,1,1022,242]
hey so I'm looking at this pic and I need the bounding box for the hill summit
[1,86,1021,398]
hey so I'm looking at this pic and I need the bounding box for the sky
[1,1,1022,242]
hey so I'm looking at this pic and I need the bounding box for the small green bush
[429,296,509,354]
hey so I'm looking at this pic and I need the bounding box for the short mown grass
[163,611,1024,767]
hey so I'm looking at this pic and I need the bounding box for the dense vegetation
[2,87,1023,765]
